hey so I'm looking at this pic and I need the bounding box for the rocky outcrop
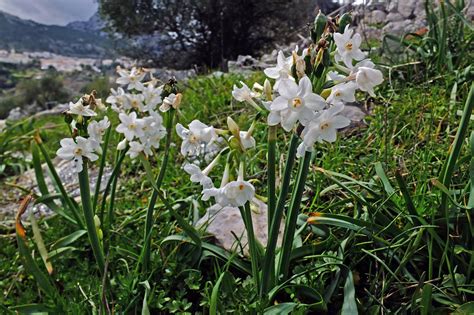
[354,0,474,39]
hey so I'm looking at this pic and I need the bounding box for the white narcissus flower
[127,94,145,112]
[301,104,351,147]
[117,139,127,150]
[127,141,144,159]
[56,136,98,173]
[88,116,110,142]
[184,152,220,189]
[222,180,255,207]
[326,82,357,105]
[183,164,213,189]
[327,71,346,82]
[140,110,166,152]
[334,26,365,68]
[68,99,96,117]
[204,163,255,207]
[116,112,144,141]
[264,50,294,89]
[106,87,128,112]
[239,131,256,150]
[232,82,261,111]
[354,67,384,97]
[116,67,145,91]
[87,116,110,153]
[0,120,6,133]
[160,93,182,112]
[269,76,325,131]
[176,120,218,157]
[142,84,163,112]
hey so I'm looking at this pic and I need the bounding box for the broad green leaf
[264,303,298,315]
[341,272,358,315]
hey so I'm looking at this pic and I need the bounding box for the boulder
[386,12,404,22]
[370,10,387,24]
[398,0,415,18]
[195,198,284,255]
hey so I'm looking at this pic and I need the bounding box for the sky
[0,0,98,25]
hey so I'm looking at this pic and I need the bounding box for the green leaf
[454,302,474,314]
[51,230,87,250]
[29,211,53,275]
[140,280,151,315]
[420,283,432,315]
[341,271,358,315]
[210,271,231,315]
[48,247,78,260]
[264,303,298,315]
[162,235,250,274]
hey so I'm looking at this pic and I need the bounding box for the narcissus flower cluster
[57,67,178,172]
[109,67,178,159]
[57,93,109,173]
[232,21,383,156]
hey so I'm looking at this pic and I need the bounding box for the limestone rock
[386,12,404,22]
[398,0,415,18]
[195,198,284,256]
[0,158,112,224]
[370,10,387,24]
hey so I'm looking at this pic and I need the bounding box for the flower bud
[117,139,127,150]
[94,215,101,228]
[172,93,183,109]
[293,52,306,79]
[338,13,352,33]
[64,112,73,124]
[263,79,272,101]
[311,11,327,43]
[252,82,264,92]
[227,116,240,139]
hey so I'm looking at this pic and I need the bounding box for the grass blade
[341,271,358,315]
[29,211,53,275]
[15,195,57,297]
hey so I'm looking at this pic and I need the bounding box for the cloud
[0,0,98,25]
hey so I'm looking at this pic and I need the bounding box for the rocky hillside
[66,12,107,35]
[0,11,113,58]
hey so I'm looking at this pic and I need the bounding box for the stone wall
[354,0,474,39]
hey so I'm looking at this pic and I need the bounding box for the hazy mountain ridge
[66,12,107,34]
[0,11,113,58]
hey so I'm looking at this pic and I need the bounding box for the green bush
[80,76,111,100]
[15,71,69,109]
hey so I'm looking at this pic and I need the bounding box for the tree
[100,0,323,69]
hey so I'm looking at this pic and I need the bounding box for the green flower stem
[99,149,127,224]
[78,160,105,273]
[106,170,118,234]
[92,125,112,213]
[142,111,175,272]
[440,83,474,213]
[438,83,473,296]
[35,136,84,228]
[267,125,277,229]
[277,150,312,281]
[261,133,299,296]
[240,202,260,290]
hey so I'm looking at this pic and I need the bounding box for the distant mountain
[67,12,107,35]
[0,11,114,58]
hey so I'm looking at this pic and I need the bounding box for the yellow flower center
[239,184,245,190]
[189,134,198,143]
[129,123,136,130]
[131,100,139,108]
[320,123,330,130]
[292,97,303,108]
[345,42,353,51]
[74,148,83,155]
[335,90,341,97]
